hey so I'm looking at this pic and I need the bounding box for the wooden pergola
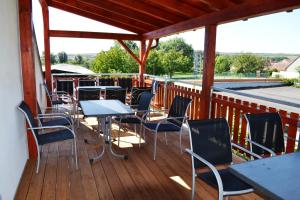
[19,0,300,157]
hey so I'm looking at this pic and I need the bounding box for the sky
[32,0,300,55]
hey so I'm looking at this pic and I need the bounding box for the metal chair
[36,101,74,130]
[245,112,286,156]
[151,80,159,95]
[130,87,152,107]
[43,83,73,107]
[113,92,154,146]
[105,88,127,103]
[142,95,192,160]
[79,79,96,86]
[186,118,260,200]
[18,101,78,173]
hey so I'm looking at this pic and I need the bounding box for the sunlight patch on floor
[112,135,145,148]
[170,176,191,190]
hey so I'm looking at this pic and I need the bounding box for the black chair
[142,95,192,160]
[56,79,74,96]
[245,112,285,156]
[105,88,127,103]
[43,83,73,107]
[36,101,73,129]
[186,118,259,200]
[130,87,152,107]
[18,101,78,173]
[79,79,96,86]
[151,80,159,95]
[78,88,100,101]
[98,78,114,86]
[118,77,132,92]
[114,92,154,146]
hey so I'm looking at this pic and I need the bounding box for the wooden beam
[41,0,52,94]
[143,0,300,39]
[139,40,146,87]
[106,0,183,24]
[142,39,153,65]
[200,25,217,120]
[79,0,170,28]
[48,0,144,34]
[19,0,38,158]
[145,0,207,18]
[49,0,156,32]
[118,40,142,65]
[50,30,142,41]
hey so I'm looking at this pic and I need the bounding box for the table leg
[89,117,106,164]
[107,117,128,160]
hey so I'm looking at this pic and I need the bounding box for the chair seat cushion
[38,129,74,145]
[197,168,252,192]
[114,117,141,124]
[143,122,181,132]
[42,117,72,127]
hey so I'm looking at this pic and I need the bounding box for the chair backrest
[130,87,152,106]
[118,77,132,92]
[136,92,154,118]
[79,79,96,86]
[105,88,127,103]
[78,89,100,101]
[43,83,51,99]
[188,118,233,169]
[18,101,39,138]
[56,80,74,95]
[151,80,159,95]
[99,78,114,86]
[167,95,192,127]
[245,112,285,154]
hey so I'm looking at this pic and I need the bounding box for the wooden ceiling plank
[106,0,184,24]
[196,0,229,10]
[181,0,219,12]
[49,30,142,40]
[48,1,144,33]
[79,0,170,28]
[145,0,207,18]
[51,0,156,32]
[143,0,300,39]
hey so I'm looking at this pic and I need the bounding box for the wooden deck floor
[15,117,263,200]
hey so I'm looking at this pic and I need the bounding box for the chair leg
[179,128,183,154]
[139,123,143,148]
[192,175,195,200]
[143,126,146,143]
[74,138,78,170]
[134,124,137,137]
[36,147,41,174]
[71,141,74,155]
[153,132,157,160]
[164,132,168,145]
[118,122,122,147]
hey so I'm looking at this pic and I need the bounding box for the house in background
[272,56,300,78]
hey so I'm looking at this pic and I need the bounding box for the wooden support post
[200,24,217,119]
[139,40,146,86]
[19,0,38,158]
[41,0,52,93]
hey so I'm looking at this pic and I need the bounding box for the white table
[80,100,134,163]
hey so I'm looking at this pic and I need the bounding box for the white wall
[0,1,29,200]
[33,31,47,109]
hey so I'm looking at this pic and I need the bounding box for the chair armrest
[231,143,262,159]
[246,138,276,156]
[151,116,185,132]
[28,125,76,138]
[185,149,224,197]
[36,115,73,125]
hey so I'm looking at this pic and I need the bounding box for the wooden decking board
[41,143,58,200]
[15,119,263,200]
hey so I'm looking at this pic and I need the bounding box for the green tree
[158,38,194,72]
[160,49,190,78]
[215,55,232,73]
[231,53,266,73]
[57,51,68,63]
[91,45,138,73]
[146,50,164,75]
[74,54,83,64]
[41,51,57,64]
